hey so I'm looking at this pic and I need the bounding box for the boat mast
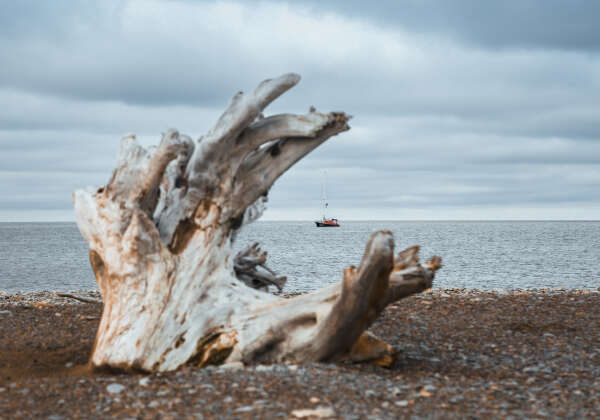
[321,170,328,220]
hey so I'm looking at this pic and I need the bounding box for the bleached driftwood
[56,292,102,304]
[73,73,441,372]
[234,243,286,291]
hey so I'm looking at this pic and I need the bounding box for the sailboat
[314,171,340,227]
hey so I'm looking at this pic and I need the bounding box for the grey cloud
[298,120,600,172]
[267,119,600,213]
[0,89,222,135]
[0,1,109,41]
[0,1,261,106]
[0,170,101,211]
[0,130,117,173]
[301,0,600,51]
[270,162,599,214]
[0,0,599,220]
[1,1,598,126]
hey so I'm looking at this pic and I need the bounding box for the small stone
[310,397,320,404]
[0,387,5,392]
[0,310,11,315]
[235,406,256,413]
[395,400,409,407]
[291,406,335,418]
[65,362,74,368]
[148,401,160,408]
[255,364,274,372]
[138,377,151,386]
[219,362,244,371]
[418,389,432,397]
[450,395,464,404]
[55,313,62,317]
[106,383,126,394]
[223,397,233,403]
[365,390,377,397]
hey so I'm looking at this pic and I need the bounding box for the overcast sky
[1,0,599,221]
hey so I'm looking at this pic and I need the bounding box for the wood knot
[269,143,281,157]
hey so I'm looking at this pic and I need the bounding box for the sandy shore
[1,288,599,419]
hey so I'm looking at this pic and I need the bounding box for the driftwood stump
[73,73,441,372]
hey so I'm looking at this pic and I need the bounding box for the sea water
[0,221,598,292]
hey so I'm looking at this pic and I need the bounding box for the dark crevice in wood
[230,214,244,231]
[242,332,285,364]
[269,142,281,156]
[174,333,186,349]
[169,217,197,254]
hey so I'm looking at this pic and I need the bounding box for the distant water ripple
[0,221,598,292]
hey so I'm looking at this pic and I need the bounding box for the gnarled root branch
[226,232,442,367]
[234,243,286,291]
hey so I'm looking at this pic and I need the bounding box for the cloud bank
[1,0,598,221]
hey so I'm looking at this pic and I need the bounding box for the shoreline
[1,289,599,418]
[2,286,599,300]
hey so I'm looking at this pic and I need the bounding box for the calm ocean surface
[0,221,598,292]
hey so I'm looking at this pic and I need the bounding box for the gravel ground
[1,289,599,419]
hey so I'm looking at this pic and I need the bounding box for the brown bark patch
[189,331,238,367]
[89,250,106,283]
[347,333,397,367]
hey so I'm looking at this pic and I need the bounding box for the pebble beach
[1,289,599,419]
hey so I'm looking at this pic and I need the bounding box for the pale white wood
[73,73,442,372]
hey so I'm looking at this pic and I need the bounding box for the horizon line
[1,219,598,223]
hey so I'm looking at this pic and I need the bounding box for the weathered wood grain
[72,73,441,372]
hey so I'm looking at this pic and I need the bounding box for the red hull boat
[315,171,340,227]
[315,218,340,227]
